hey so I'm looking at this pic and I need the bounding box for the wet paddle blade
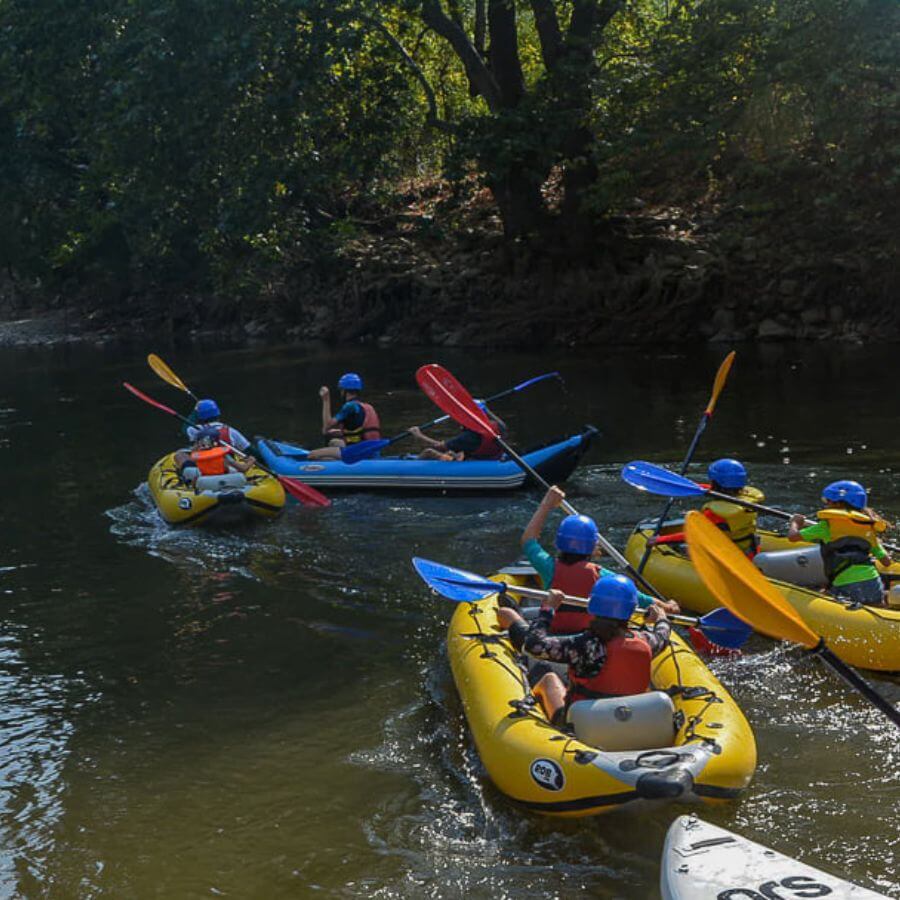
[123,381,179,418]
[278,475,331,508]
[621,461,707,498]
[686,510,818,648]
[412,558,502,603]
[147,353,193,395]
[706,351,736,417]
[696,607,753,650]
[415,364,496,438]
[340,439,390,465]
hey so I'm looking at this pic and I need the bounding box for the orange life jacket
[568,631,653,701]
[342,402,381,444]
[549,559,599,634]
[190,446,230,476]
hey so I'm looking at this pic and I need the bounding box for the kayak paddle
[636,352,735,574]
[414,365,698,616]
[148,353,199,401]
[341,371,563,465]
[412,557,752,650]
[622,460,900,555]
[685,510,900,728]
[123,382,331,508]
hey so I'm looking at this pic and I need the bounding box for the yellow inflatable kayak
[624,524,900,672]
[148,452,285,526]
[446,568,756,817]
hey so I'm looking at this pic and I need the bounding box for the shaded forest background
[1,0,897,346]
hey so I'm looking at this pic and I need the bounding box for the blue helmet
[195,398,220,422]
[555,514,599,555]
[338,372,363,391]
[588,574,638,620]
[822,480,867,511]
[708,458,747,490]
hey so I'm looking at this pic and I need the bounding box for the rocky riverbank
[2,184,895,349]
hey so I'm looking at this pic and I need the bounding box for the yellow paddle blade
[705,350,736,416]
[685,510,819,648]
[147,353,191,394]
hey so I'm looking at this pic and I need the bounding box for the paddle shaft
[495,436,667,602]
[496,581,719,632]
[637,353,735,574]
[811,641,900,728]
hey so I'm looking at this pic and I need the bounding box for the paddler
[651,458,763,557]
[307,373,381,461]
[407,404,506,461]
[787,479,891,607]
[517,485,677,633]
[498,574,671,725]
[186,398,253,453]
[174,426,256,482]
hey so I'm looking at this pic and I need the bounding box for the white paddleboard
[661,815,890,899]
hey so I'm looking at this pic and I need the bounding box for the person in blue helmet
[504,486,676,635]
[787,480,891,606]
[185,398,253,454]
[500,574,671,725]
[652,458,764,557]
[307,373,381,461]
[408,404,507,461]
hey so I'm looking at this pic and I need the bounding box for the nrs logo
[529,758,565,792]
[717,876,833,899]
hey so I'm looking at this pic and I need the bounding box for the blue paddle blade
[621,460,707,498]
[341,439,390,465]
[697,607,753,649]
[412,558,504,603]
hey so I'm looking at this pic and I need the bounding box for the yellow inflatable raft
[624,524,900,672]
[148,452,285,526]
[446,569,756,817]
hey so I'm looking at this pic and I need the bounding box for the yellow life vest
[814,508,885,584]
[703,486,765,550]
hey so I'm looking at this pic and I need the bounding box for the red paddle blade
[123,381,179,417]
[415,364,496,438]
[277,475,331,508]
[688,626,741,658]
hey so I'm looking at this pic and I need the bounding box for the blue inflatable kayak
[255,427,597,491]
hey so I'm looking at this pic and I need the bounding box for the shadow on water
[0,341,899,896]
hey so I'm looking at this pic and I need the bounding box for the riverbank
[3,181,896,349]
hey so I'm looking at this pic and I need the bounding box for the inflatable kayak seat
[567,690,676,751]
[195,472,248,492]
[753,545,826,588]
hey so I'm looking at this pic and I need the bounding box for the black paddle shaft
[811,641,900,729]
[496,437,669,603]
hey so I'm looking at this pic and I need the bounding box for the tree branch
[421,0,502,110]
[362,16,453,132]
[474,0,486,58]
[530,0,563,70]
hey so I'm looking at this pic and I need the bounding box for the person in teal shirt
[787,479,891,607]
[521,486,676,617]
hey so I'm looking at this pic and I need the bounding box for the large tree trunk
[486,163,546,238]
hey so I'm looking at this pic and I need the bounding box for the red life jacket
[469,432,503,460]
[190,446,230,476]
[343,403,381,444]
[549,559,599,633]
[568,631,653,701]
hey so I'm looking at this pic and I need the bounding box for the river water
[1,340,898,898]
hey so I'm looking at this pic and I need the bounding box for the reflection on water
[0,342,898,896]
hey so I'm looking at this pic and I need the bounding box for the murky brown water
[0,340,898,897]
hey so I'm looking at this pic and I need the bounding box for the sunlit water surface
[1,341,899,897]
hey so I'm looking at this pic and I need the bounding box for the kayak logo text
[530,758,564,792]
[717,876,833,899]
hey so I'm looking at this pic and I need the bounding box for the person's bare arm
[787,513,806,542]
[320,386,334,434]
[522,486,565,547]
[409,426,445,450]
